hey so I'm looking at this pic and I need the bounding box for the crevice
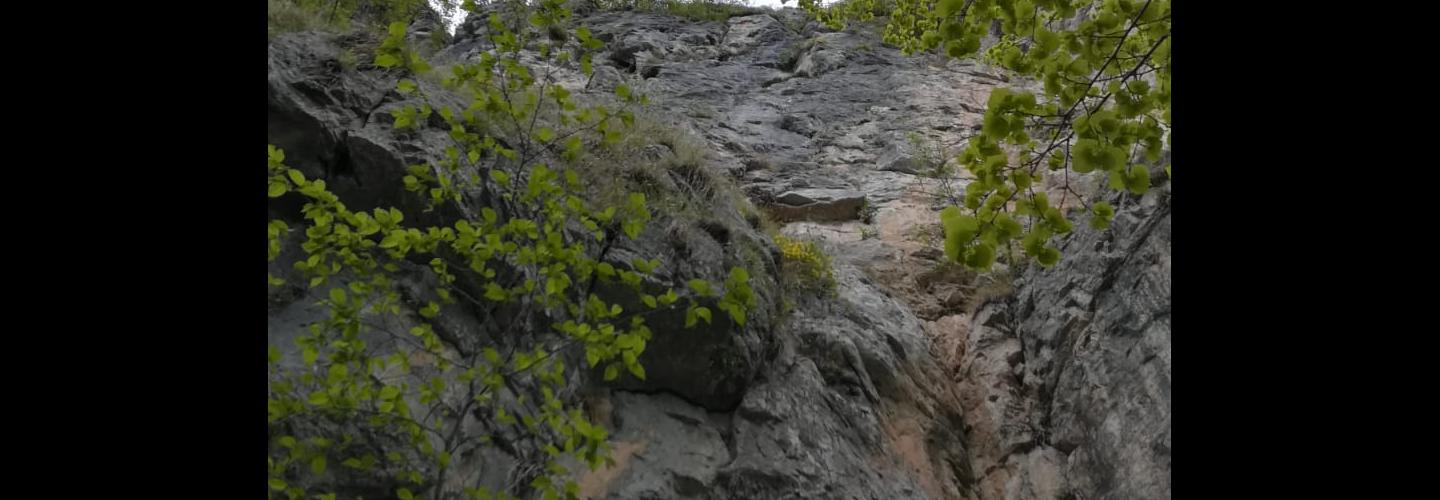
[329,134,358,185]
[611,386,743,415]
[359,87,394,128]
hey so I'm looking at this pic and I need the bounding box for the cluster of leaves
[774,234,836,294]
[798,0,894,31]
[590,0,760,22]
[800,0,1171,271]
[980,33,1023,66]
[268,2,756,499]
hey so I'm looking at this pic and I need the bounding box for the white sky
[432,0,800,34]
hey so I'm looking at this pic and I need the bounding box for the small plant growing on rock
[774,234,836,294]
[858,199,878,224]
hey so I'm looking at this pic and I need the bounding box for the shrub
[774,234,836,294]
[267,3,757,499]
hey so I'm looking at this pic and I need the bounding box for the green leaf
[481,282,508,301]
[397,79,418,94]
[279,436,298,448]
[940,207,978,262]
[1037,247,1061,267]
[270,479,287,491]
[1012,171,1032,190]
[269,181,288,198]
[729,266,749,284]
[695,307,712,325]
[1044,208,1073,234]
[966,242,996,270]
[537,128,555,142]
[1072,139,1114,173]
[397,488,415,500]
[1109,170,1128,191]
[627,360,646,380]
[1124,165,1151,194]
[688,279,712,297]
[724,302,746,326]
[938,0,964,16]
[286,170,305,185]
[604,364,620,381]
[375,54,402,68]
[1089,201,1115,230]
[311,456,327,475]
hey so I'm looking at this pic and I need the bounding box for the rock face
[582,266,975,499]
[270,5,1170,499]
[949,183,1171,500]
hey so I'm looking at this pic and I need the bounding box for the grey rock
[877,141,923,174]
[578,265,975,500]
[779,113,820,138]
[770,188,867,222]
[578,391,730,499]
[721,14,788,58]
[962,183,1171,500]
[587,64,627,92]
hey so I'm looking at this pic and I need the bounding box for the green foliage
[795,0,895,30]
[268,3,757,498]
[980,34,1023,67]
[801,0,1171,270]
